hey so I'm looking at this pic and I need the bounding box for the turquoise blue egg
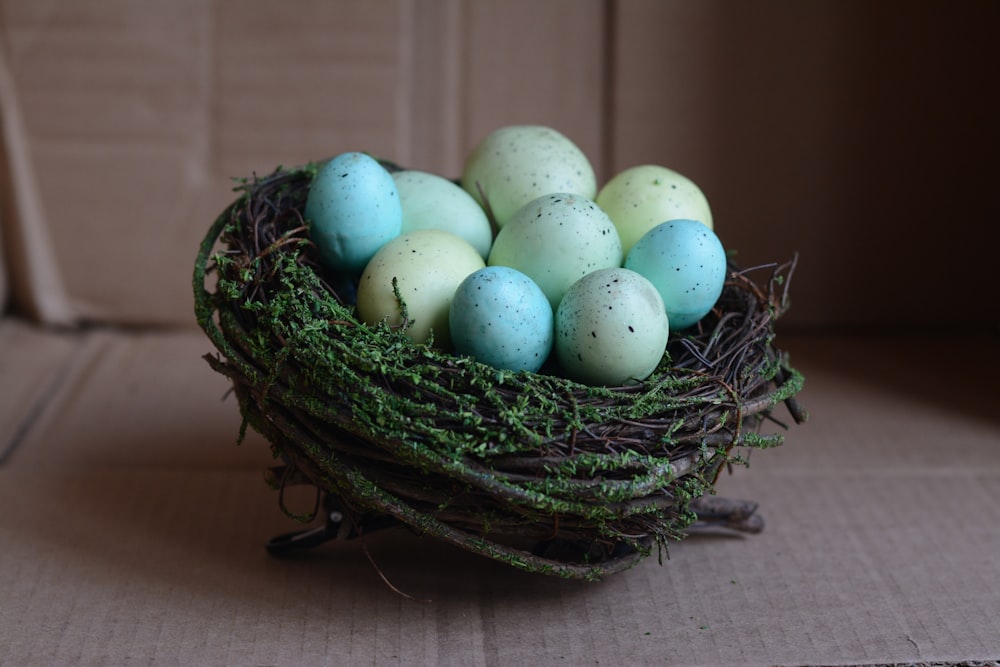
[449,266,554,373]
[624,219,727,330]
[305,152,402,275]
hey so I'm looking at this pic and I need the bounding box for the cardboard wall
[0,0,997,330]
[610,0,1000,330]
[0,202,6,313]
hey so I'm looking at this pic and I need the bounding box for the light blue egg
[449,266,554,373]
[624,219,727,330]
[305,152,402,275]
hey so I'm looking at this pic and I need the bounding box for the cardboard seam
[0,29,77,325]
[0,331,95,465]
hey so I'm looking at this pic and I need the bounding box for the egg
[595,164,713,255]
[449,266,553,373]
[461,125,597,229]
[305,152,402,276]
[392,169,494,260]
[624,219,727,330]
[555,268,669,386]
[356,229,485,347]
[487,193,622,310]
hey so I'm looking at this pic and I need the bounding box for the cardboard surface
[8,327,273,471]
[0,209,6,312]
[1,329,998,666]
[5,1,996,330]
[0,29,75,324]
[608,0,1000,331]
[0,318,81,463]
[0,1,411,325]
[1,2,998,663]
[0,0,612,327]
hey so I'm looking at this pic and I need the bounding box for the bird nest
[193,162,806,581]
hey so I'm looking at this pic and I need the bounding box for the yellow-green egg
[596,164,713,255]
[356,229,485,347]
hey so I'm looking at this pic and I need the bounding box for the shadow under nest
[193,163,806,581]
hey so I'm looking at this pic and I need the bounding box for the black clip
[265,494,401,555]
[266,494,350,556]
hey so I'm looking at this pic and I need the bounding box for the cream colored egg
[461,125,597,229]
[356,229,485,347]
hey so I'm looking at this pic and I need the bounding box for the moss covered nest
[193,163,806,581]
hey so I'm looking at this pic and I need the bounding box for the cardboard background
[2,0,998,328]
[1,330,998,666]
[2,2,999,665]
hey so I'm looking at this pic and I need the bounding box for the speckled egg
[487,193,622,310]
[305,152,402,276]
[596,164,713,255]
[624,219,727,330]
[461,125,597,229]
[356,229,485,347]
[449,266,553,373]
[393,169,494,260]
[555,268,669,386]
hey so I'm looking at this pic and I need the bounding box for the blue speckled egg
[305,152,402,276]
[624,219,727,330]
[449,266,554,373]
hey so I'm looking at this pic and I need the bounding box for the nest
[193,163,806,581]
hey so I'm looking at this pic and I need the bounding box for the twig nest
[193,164,806,580]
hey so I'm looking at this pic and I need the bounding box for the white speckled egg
[305,152,402,276]
[461,125,597,229]
[555,268,669,386]
[596,164,713,255]
[487,193,622,310]
[356,229,485,347]
[624,219,727,330]
[392,169,494,260]
[449,266,553,373]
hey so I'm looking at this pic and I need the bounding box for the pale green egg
[555,268,669,386]
[393,169,494,260]
[487,193,622,311]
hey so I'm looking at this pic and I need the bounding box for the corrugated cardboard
[9,328,274,471]
[608,0,1000,331]
[5,1,996,329]
[2,331,998,665]
[0,204,6,312]
[0,29,75,325]
[0,318,81,463]
[0,0,613,327]
[2,1,1000,665]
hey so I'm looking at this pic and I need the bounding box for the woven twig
[193,164,806,580]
